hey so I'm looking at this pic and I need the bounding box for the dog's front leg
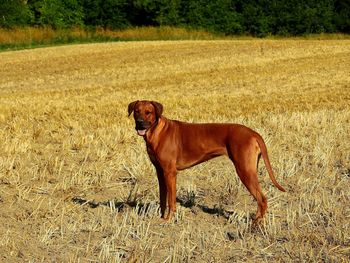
[155,166,167,218]
[163,166,177,221]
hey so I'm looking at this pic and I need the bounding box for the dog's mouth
[137,129,147,136]
[135,121,153,137]
[135,124,149,136]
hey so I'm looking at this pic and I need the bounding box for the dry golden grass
[0,39,349,262]
[98,26,219,40]
[0,26,221,51]
[0,27,94,45]
[1,26,348,51]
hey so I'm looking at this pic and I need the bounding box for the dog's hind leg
[227,137,267,222]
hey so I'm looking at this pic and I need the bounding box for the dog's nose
[136,119,145,127]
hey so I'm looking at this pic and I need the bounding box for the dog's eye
[146,111,151,115]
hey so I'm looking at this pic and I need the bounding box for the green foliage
[131,0,159,25]
[81,0,130,29]
[241,0,272,37]
[183,0,243,34]
[0,0,33,28]
[290,0,335,34]
[156,0,183,26]
[334,0,350,33]
[33,0,84,28]
[0,0,349,35]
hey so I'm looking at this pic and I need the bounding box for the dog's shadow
[72,196,154,215]
[72,195,236,220]
[176,196,235,220]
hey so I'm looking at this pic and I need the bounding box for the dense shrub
[0,0,348,35]
[0,0,33,28]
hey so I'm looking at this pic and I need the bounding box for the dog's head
[128,100,163,136]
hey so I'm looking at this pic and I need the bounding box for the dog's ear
[128,101,138,116]
[151,101,163,118]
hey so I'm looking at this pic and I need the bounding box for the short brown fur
[128,100,286,223]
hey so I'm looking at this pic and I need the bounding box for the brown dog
[128,100,285,223]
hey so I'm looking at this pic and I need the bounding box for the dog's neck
[144,116,167,147]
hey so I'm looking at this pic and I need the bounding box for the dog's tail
[256,135,286,192]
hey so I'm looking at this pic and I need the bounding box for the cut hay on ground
[0,40,349,262]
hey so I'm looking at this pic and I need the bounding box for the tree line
[1,0,349,36]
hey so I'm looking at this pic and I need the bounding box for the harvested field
[0,40,349,262]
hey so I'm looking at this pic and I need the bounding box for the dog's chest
[146,144,158,163]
